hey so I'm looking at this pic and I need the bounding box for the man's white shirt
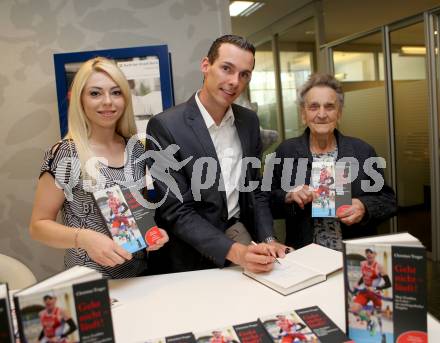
[195,92,242,220]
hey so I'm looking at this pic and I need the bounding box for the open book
[244,243,343,295]
[14,266,115,343]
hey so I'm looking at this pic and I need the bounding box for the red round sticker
[396,331,427,343]
[336,205,351,217]
[145,226,163,245]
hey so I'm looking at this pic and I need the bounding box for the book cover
[233,321,272,343]
[144,338,166,343]
[311,161,351,218]
[194,327,239,343]
[166,332,196,343]
[259,310,319,342]
[344,238,427,342]
[311,161,336,217]
[93,184,158,253]
[0,283,14,343]
[14,278,114,343]
[73,279,115,342]
[295,306,352,342]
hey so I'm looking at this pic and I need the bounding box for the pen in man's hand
[251,241,281,264]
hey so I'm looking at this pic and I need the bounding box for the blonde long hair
[66,57,137,181]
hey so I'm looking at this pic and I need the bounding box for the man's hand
[267,240,292,258]
[337,198,366,226]
[226,242,278,273]
[285,185,316,209]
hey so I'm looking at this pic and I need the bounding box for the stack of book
[144,306,351,343]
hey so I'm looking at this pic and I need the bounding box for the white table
[109,267,440,342]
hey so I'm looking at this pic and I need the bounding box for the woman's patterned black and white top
[312,147,343,251]
[40,138,148,278]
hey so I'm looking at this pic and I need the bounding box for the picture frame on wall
[53,45,174,138]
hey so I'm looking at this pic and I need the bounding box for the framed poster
[53,45,174,137]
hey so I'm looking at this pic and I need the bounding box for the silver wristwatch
[263,236,277,244]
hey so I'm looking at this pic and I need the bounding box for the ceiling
[231,0,440,46]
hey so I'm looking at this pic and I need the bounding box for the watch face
[264,237,276,243]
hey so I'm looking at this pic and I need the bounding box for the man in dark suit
[146,35,288,273]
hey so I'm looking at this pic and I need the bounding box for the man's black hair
[207,34,255,64]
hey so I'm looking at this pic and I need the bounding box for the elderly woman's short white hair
[297,73,344,107]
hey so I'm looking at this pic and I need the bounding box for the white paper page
[344,232,420,245]
[259,260,321,289]
[0,283,7,298]
[17,266,100,296]
[285,243,343,276]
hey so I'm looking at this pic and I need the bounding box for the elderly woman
[270,73,397,251]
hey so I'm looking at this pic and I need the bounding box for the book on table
[194,327,241,343]
[259,306,352,343]
[92,184,162,254]
[146,322,272,343]
[343,232,427,343]
[13,265,115,343]
[144,305,350,343]
[193,321,273,343]
[244,243,342,295]
[0,283,14,343]
[233,320,273,343]
[166,332,196,343]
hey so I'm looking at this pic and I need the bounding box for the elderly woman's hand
[337,198,366,225]
[285,185,317,209]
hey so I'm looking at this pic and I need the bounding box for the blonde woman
[30,57,168,278]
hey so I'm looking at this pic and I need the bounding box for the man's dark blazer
[270,128,397,249]
[146,94,274,273]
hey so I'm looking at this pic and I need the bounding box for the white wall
[0,0,231,280]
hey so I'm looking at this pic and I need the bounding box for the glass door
[428,11,440,260]
[331,32,392,235]
[278,18,314,139]
[249,41,280,153]
[389,21,432,251]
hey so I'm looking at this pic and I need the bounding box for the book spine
[342,242,349,336]
[73,279,115,343]
[392,246,427,342]
[12,296,25,343]
[0,298,14,343]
